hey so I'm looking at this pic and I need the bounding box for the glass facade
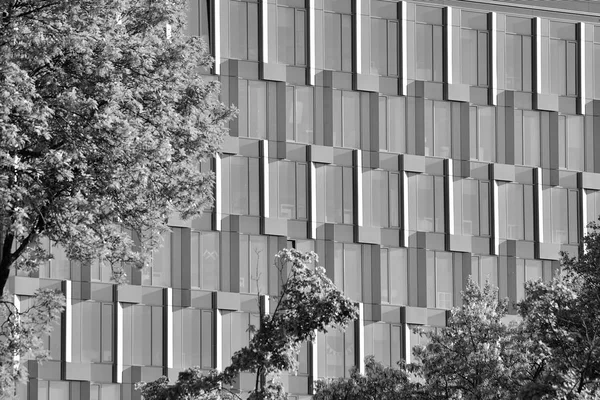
[20,1,600,398]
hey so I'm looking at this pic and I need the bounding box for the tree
[1,0,233,394]
[0,0,234,294]
[313,356,419,400]
[517,221,600,399]
[412,280,542,400]
[137,249,359,400]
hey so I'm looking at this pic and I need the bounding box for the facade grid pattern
[9,0,600,398]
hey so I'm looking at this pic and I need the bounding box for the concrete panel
[260,62,286,82]
[402,306,428,325]
[354,73,379,92]
[213,291,240,311]
[445,83,470,102]
[356,226,381,244]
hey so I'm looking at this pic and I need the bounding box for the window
[558,114,584,171]
[222,311,259,368]
[334,243,363,301]
[380,247,408,305]
[36,239,70,279]
[407,173,445,233]
[542,187,579,244]
[363,170,400,228]
[90,384,121,400]
[516,259,547,300]
[324,1,353,72]
[471,256,498,287]
[333,90,362,149]
[316,165,354,224]
[505,16,533,92]
[415,5,444,82]
[379,96,406,153]
[550,21,578,96]
[173,308,213,368]
[317,324,355,378]
[370,0,399,77]
[222,156,261,216]
[37,381,70,400]
[586,189,600,226]
[286,85,314,143]
[269,161,308,220]
[187,0,212,52]
[595,26,600,98]
[143,229,173,287]
[191,231,220,290]
[427,251,453,309]
[122,305,163,366]
[453,179,490,237]
[277,4,307,66]
[19,296,61,361]
[229,0,259,61]
[514,110,541,167]
[364,322,402,367]
[469,105,496,162]
[72,301,113,363]
[238,79,278,139]
[425,100,452,158]
[239,235,270,294]
[497,182,534,240]
[461,11,489,87]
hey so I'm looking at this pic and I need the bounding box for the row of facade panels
[189,0,600,106]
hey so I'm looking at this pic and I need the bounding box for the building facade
[9,0,600,398]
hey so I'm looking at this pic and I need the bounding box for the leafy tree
[137,249,359,400]
[0,0,233,394]
[412,280,541,400]
[313,356,419,400]
[0,290,64,399]
[518,221,600,399]
[0,0,233,294]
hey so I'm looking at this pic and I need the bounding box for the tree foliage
[137,249,359,400]
[315,221,600,400]
[0,0,234,294]
[0,289,64,399]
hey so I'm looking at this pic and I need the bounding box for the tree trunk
[0,229,13,297]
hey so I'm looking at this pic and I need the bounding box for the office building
[8,0,600,398]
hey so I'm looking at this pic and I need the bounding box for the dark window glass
[277,6,307,66]
[543,187,579,244]
[286,85,314,143]
[471,255,498,287]
[408,173,445,233]
[230,0,259,61]
[239,235,269,294]
[416,23,444,82]
[453,179,490,237]
[550,23,579,97]
[123,305,163,366]
[505,31,532,91]
[425,100,452,158]
[469,106,496,162]
[497,182,534,240]
[558,115,584,171]
[223,156,260,216]
[378,96,406,152]
[461,15,489,87]
[333,90,361,148]
[191,231,220,290]
[371,18,398,76]
[324,12,353,72]
[269,161,308,219]
[380,247,407,304]
[317,324,355,378]
[173,308,213,368]
[514,110,541,166]
[187,0,212,53]
[426,251,453,309]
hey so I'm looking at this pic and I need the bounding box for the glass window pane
[341,14,353,72]
[344,244,362,301]
[296,87,314,144]
[416,24,433,81]
[278,7,295,64]
[434,101,451,158]
[462,29,478,85]
[247,3,259,60]
[388,21,398,76]
[324,13,341,70]
[389,97,406,153]
[201,232,220,290]
[343,167,354,224]
[523,111,540,166]
[248,81,267,139]
[342,92,360,148]
[379,96,388,150]
[436,253,453,309]
[230,2,248,60]
[297,164,308,219]
[296,10,307,65]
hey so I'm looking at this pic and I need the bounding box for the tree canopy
[315,223,600,400]
[0,0,233,294]
[138,249,359,400]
